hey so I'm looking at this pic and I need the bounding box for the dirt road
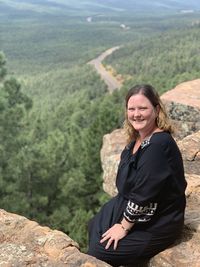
[88,46,122,93]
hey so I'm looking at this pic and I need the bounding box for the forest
[0,0,200,251]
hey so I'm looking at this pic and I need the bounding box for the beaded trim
[141,135,152,149]
[124,201,158,223]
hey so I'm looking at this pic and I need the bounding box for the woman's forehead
[128,94,152,105]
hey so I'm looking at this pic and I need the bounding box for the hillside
[104,25,200,94]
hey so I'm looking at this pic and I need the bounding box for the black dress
[88,132,187,266]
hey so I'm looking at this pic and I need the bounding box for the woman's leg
[88,230,152,266]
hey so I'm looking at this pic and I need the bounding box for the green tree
[0,53,33,211]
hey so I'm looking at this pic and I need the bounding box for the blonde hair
[123,84,173,143]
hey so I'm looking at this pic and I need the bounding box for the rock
[161,79,200,109]
[0,209,111,267]
[177,131,200,175]
[101,129,127,196]
[161,79,200,139]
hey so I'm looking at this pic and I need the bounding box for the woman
[88,84,187,266]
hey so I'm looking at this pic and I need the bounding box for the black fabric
[88,132,187,266]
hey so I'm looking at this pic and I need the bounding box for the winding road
[88,46,122,93]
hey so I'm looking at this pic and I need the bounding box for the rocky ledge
[0,209,110,267]
[161,79,200,139]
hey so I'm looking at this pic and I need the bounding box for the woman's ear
[155,105,160,116]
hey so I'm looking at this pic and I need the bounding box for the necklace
[133,134,153,154]
[133,129,161,154]
[140,135,152,149]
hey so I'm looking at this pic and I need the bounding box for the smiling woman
[87,84,187,266]
[127,93,159,141]
[124,84,173,143]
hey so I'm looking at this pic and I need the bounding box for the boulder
[0,209,111,267]
[101,129,127,197]
[178,131,200,175]
[161,79,200,139]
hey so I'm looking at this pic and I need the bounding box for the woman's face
[127,93,158,135]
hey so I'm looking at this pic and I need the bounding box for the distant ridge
[1,0,200,15]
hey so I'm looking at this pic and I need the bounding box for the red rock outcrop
[161,79,200,109]
[101,129,127,197]
[0,209,111,267]
[161,79,200,139]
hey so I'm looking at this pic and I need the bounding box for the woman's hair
[123,84,173,143]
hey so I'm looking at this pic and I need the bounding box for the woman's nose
[134,109,141,117]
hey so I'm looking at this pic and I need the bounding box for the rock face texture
[178,130,200,175]
[0,209,111,267]
[100,79,200,266]
[161,79,200,139]
[101,129,127,197]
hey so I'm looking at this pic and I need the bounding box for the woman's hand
[100,223,128,250]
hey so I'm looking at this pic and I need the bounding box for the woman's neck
[133,127,163,154]
[138,126,161,142]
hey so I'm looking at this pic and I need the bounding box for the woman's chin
[133,125,145,131]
